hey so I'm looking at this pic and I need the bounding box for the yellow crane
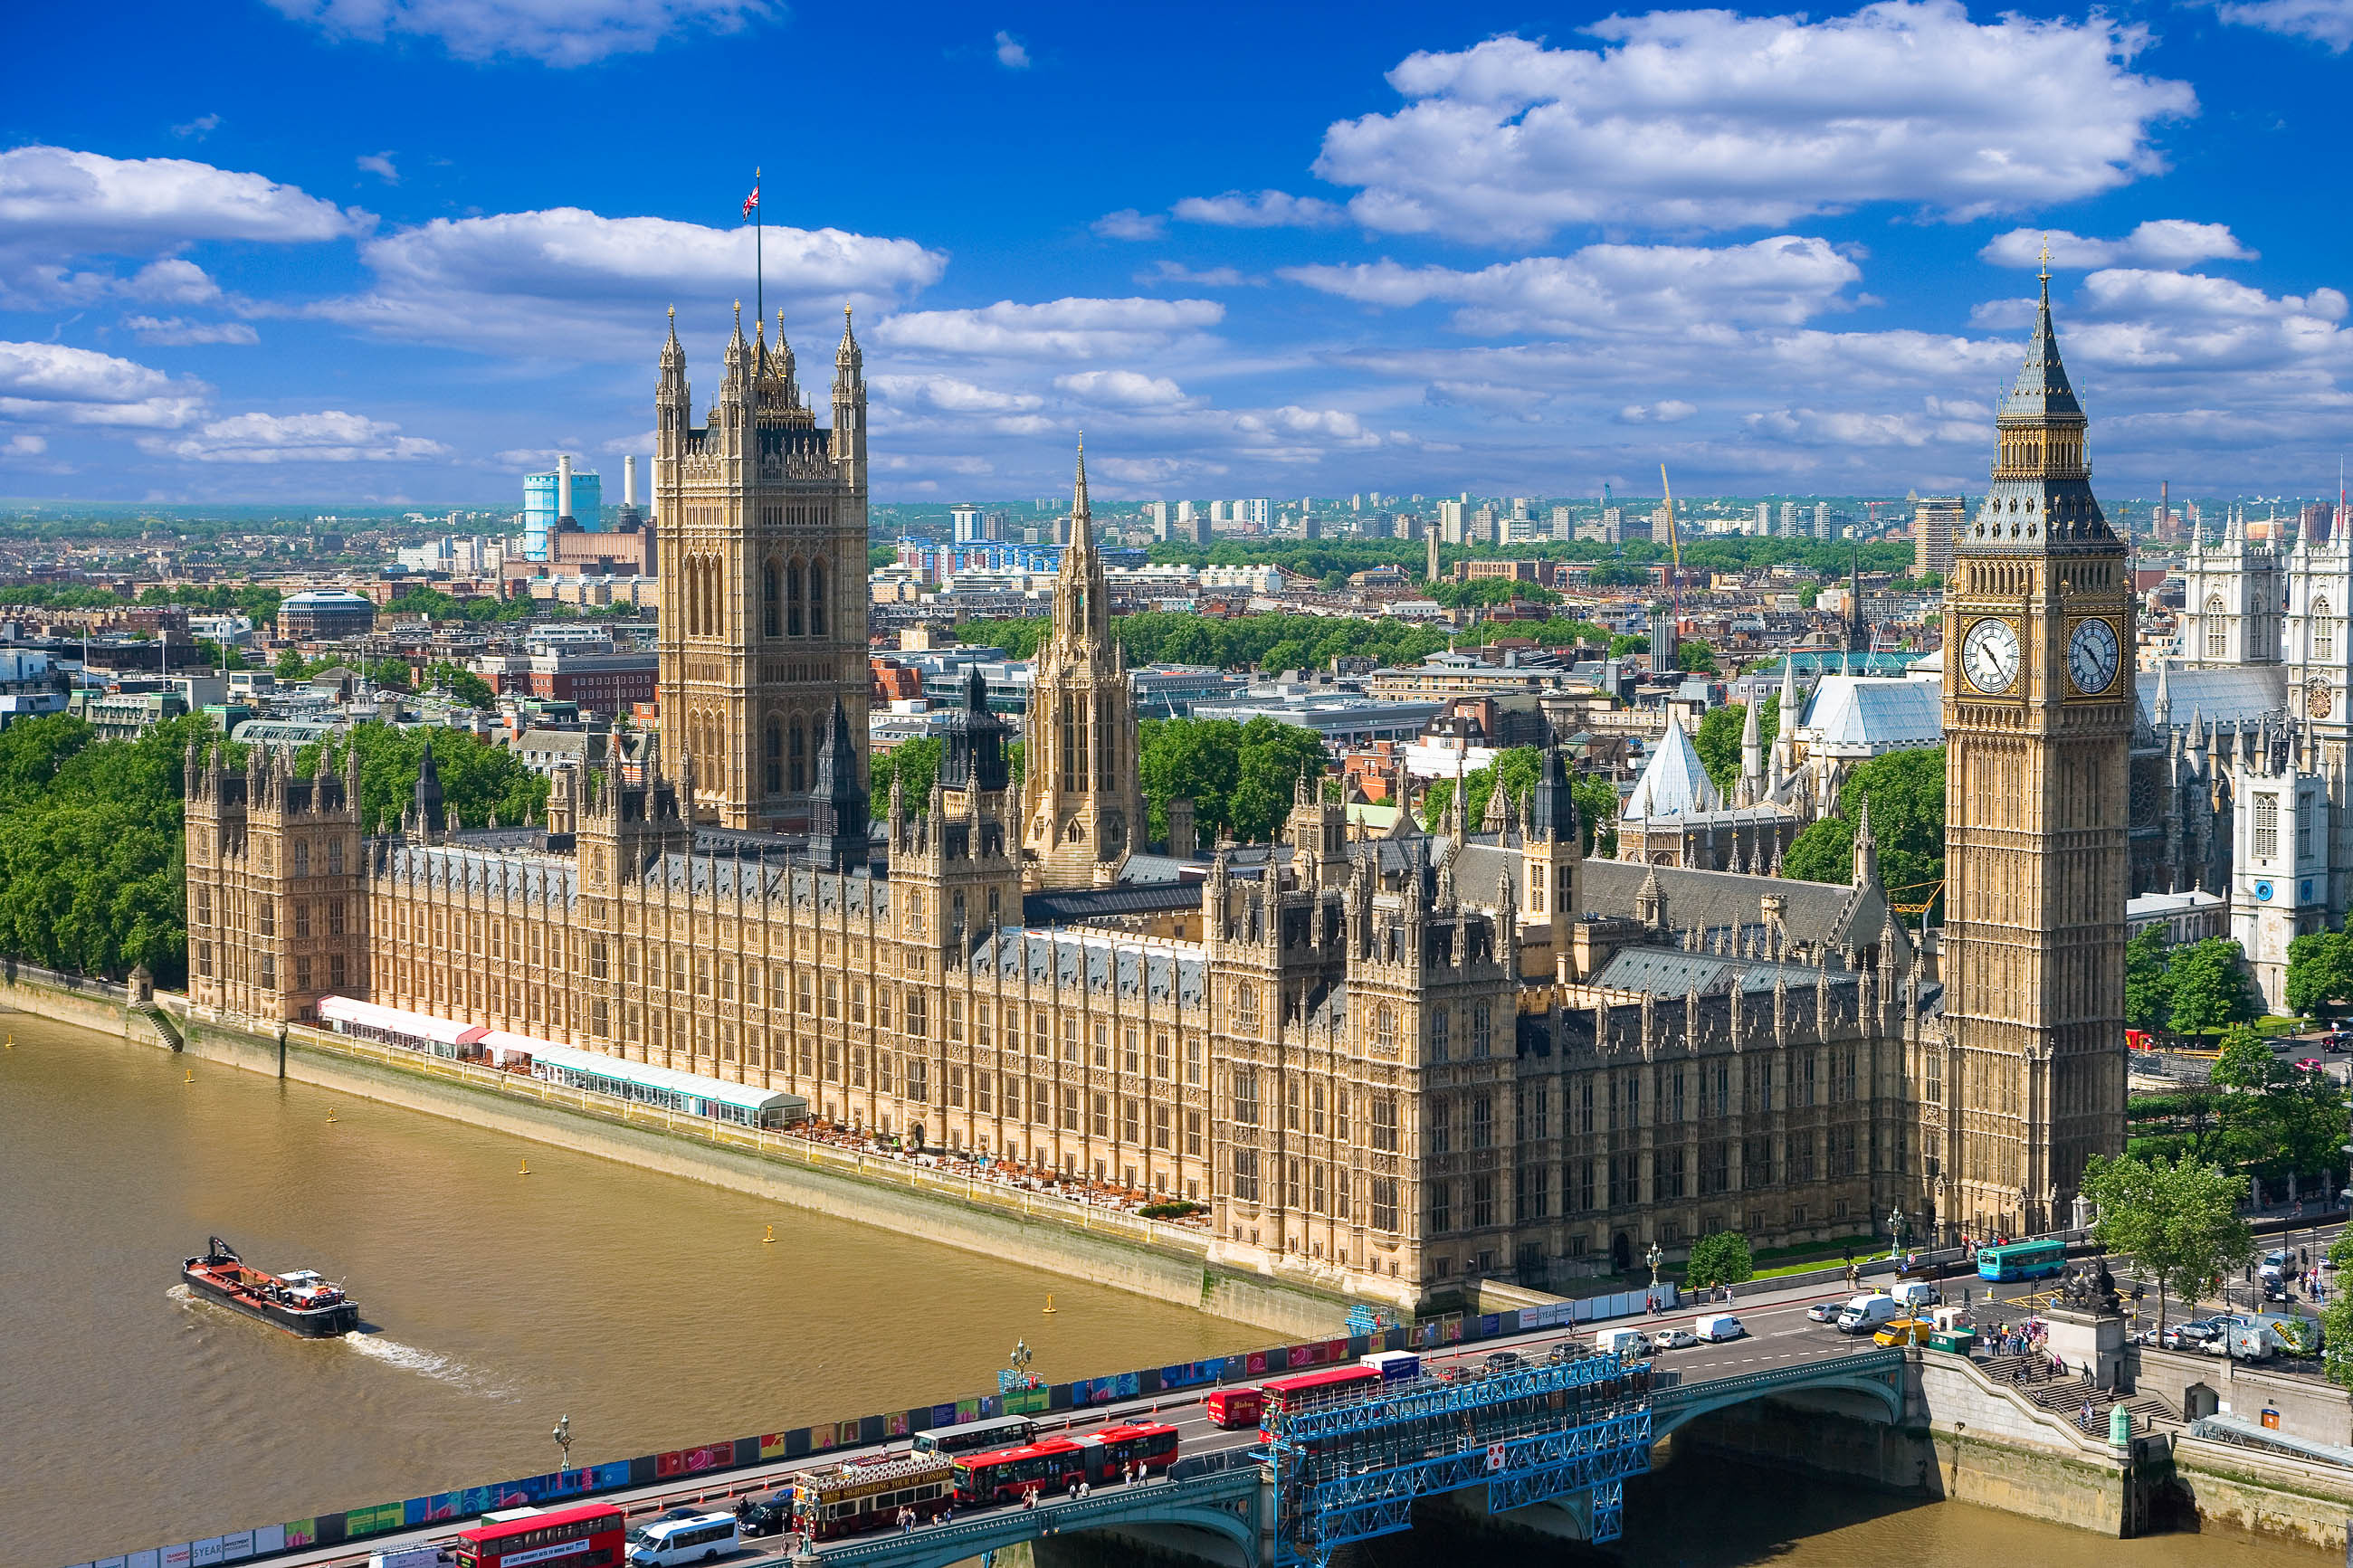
[1659,462,1685,619]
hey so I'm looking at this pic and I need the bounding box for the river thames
[2,1015,2332,1567]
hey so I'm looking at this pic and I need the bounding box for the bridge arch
[1651,1353,1907,1440]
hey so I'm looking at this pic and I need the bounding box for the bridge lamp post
[553,1414,573,1471]
[1645,1241,1662,1302]
[1888,1205,1907,1262]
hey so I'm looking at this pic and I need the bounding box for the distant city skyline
[3,0,2349,503]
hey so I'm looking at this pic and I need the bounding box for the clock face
[2311,679,2334,720]
[2067,618,2120,695]
[1962,618,2021,695]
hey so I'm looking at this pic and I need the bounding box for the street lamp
[1645,1241,1663,1303]
[553,1414,573,1471]
[1888,1204,1907,1262]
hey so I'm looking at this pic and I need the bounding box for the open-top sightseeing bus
[452,1503,626,1568]
[790,1453,957,1539]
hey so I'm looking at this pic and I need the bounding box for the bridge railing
[808,1468,1261,1567]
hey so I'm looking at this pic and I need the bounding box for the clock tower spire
[1937,270,2131,1240]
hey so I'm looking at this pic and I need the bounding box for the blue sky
[2,0,2349,506]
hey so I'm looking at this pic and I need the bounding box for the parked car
[2164,1319,2220,1351]
[1806,1300,1844,1324]
[1650,1327,1700,1351]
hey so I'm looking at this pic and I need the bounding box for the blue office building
[523,468,603,560]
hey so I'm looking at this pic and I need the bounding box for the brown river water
[0,1014,2332,1568]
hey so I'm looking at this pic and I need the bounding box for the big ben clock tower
[1939,260,2131,1240]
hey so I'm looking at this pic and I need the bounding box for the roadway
[248,1286,1906,1568]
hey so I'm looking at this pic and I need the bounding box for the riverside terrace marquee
[315,996,808,1129]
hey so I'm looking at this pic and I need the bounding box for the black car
[1483,1350,1526,1372]
[737,1488,795,1536]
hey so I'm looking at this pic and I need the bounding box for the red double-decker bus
[1257,1364,1381,1430]
[452,1503,625,1568]
[952,1421,1181,1504]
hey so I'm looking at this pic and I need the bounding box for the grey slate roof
[1588,946,1865,997]
[965,927,1207,1005]
[1578,858,1908,963]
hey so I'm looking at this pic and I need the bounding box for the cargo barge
[181,1237,359,1337]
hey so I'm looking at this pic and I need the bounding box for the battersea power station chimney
[557,453,575,524]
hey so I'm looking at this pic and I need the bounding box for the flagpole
[754,165,762,337]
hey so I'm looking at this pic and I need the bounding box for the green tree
[2167,938,2262,1039]
[2287,929,2353,1019]
[2323,1232,2353,1390]
[1692,695,1777,795]
[386,586,462,622]
[1571,773,1619,858]
[1683,1231,1754,1290]
[1676,639,1718,674]
[868,735,945,818]
[1607,633,1647,658]
[297,724,548,833]
[368,658,414,691]
[2125,926,2175,1032]
[275,648,314,682]
[1779,746,1945,921]
[2210,1022,2277,1090]
[2082,1151,2253,1331]
[421,660,495,708]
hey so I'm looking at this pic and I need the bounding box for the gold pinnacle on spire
[2038,232,2052,280]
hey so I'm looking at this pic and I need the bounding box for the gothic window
[1231,980,1260,1036]
[1371,1002,1397,1057]
[789,720,805,793]
[291,841,309,877]
[2205,596,2226,660]
[809,558,827,636]
[2255,792,2279,860]
[763,561,781,638]
[2320,598,2336,660]
[765,721,783,794]
[786,560,805,636]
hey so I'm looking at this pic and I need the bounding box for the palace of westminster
[183,286,2130,1307]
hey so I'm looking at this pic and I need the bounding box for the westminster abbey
[182,302,2129,1306]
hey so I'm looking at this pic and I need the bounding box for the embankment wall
[2,975,1350,1338]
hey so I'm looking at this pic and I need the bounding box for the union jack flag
[742,181,759,220]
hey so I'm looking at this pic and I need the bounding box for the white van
[1890,1279,1941,1311]
[367,1549,451,1568]
[627,1513,739,1566]
[1693,1312,1745,1343]
[1595,1326,1652,1357]
[1835,1294,1903,1335]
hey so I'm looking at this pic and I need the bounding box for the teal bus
[1977,1239,2066,1282]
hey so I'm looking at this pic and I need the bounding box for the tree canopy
[2082,1151,2253,1330]
[1683,1231,1754,1290]
[293,723,548,833]
[422,660,495,708]
[1138,715,1328,847]
[2165,938,2262,1038]
[0,712,219,985]
[870,735,943,819]
[1692,694,1777,796]
[2125,925,2174,1032]
[1779,746,1944,921]
[2287,929,2353,1019]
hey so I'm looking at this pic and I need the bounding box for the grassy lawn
[2258,1015,2313,1038]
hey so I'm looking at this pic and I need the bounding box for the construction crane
[1658,462,1684,619]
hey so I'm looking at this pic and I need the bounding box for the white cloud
[871,297,1223,360]
[994,29,1030,68]
[1137,260,1256,288]
[357,151,400,184]
[1053,370,1190,407]
[870,374,1045,414]
[124,316,262,346]
[2213,0,2353,50]
[170,113,222,140]
[1173,190,1345,229]
[601,429,655,455]
[1285,235,1861,336]
[1311,3,2196,239]
[1617,400,1697,423]
[0,341,208,429]
[262,0,779,66]
[5,434,49,456]
[1091,209,1166,242]
[0,145,361,249]
[323,207,946,356]
[141,410,449,463]
[122,259,225,305]
[1981,221,2255,270]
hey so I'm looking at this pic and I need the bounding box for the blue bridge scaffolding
[1266,1354,1656,1568]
